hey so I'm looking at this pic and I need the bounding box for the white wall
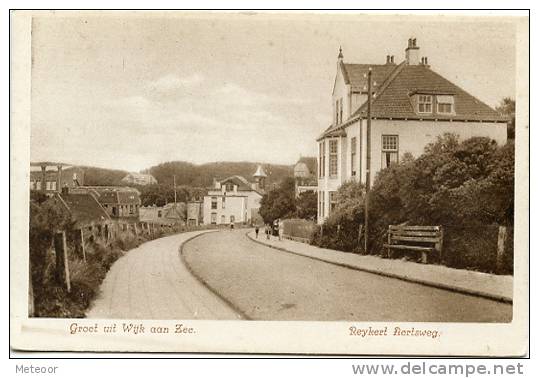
[316,118,507,224]
[332,65,351,122]
[370,119,507,178]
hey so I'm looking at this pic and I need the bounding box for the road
[182,230,512,322]
[86,231,241,319]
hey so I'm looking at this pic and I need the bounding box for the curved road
[88,229,511,322]
[182,230,512,322]
[86,231,241,319]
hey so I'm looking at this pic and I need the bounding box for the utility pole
[364,68,372,254]
[173,175,177,205]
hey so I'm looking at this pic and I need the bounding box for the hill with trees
[145,161,294,188]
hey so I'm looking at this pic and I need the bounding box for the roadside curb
[179,230,251,320]
[245,231,512,304]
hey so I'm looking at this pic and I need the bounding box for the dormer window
[417,95,432,113]
[436,95,455,114]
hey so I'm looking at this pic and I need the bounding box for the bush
[315,134,514,274]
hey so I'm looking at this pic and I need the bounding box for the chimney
[405,37,420,65]
[386,55,390,64]
[391,55,394,64]
[337,46,343,63]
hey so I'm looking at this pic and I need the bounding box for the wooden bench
[383,225,443,264]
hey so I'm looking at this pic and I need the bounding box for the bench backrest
[388,225,443,246]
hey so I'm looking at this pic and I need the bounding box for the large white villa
[316,38,508,224]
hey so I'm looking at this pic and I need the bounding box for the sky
[30,12,517,172]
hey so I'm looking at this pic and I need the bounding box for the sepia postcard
[10,10,529,355]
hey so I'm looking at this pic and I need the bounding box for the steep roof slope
[352,64,506,122]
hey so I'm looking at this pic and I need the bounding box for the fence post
[54,231,71,292]
[497,225,507,274]
[80,228,86,262]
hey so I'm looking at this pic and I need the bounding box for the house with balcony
[316,38,508,224]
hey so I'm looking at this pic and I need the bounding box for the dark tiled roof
[57,193,110,226]
[342,63,397,93]
[87,186,141,205]
[221,176,253,191]
[353,64,507,122]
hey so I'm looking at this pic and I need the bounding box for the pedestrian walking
[255,225,259,238]
[266,224,271,240]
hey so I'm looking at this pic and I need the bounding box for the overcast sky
[30,12,517,172]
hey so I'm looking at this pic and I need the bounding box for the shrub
[316,134,514,274]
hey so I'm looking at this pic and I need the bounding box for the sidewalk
[246,230,513,303]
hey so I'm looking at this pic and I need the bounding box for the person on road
[265,224,271,240]
[255,225,260,238]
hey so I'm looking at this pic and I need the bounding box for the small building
[75,186,142,221]
[293,156,318,197]
[120,172,157,186]
[316,38,508,224]
[53,187,111,228]
[202,167,265,225]
[30,162,84,195]
[140,202,186,225]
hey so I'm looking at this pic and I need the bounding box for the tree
[295,191,317,220]
[495,97,515,140]
[258,177,296,224]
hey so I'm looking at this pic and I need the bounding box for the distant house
[120,172,157,186]
[74,186,142,221]
[140,202,186,225]
[203,166,266,225]
[316,38,508,224]
[30,163,84,195]
[293,156,318,197]
[52,186,111,230]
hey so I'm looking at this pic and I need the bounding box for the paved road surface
[86,231,241,319]
[182,230,512,322]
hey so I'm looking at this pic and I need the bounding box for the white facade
[316,41,508,224]
[203,178,262,225]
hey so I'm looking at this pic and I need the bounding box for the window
[329,191,337,214]
[329,139,338,177]
[158,210,162,218]
[319,191,325,218]
[211,197,218,210]
[319,141,326,177]
[129,204,134,214]
[339,98,343,124]
[222,196,226,209]
[30,181,35,190]
[51,181,57,191]
[230,215,235,223]
[437,95,454,114]
[221,215,225,224]
[225,183,234,192]
[335,98,343,125]
[351,137,357,176]
[417,95,432,113]
[211,213,217,224]
[382,135,399,168]
[36,181,41,190]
